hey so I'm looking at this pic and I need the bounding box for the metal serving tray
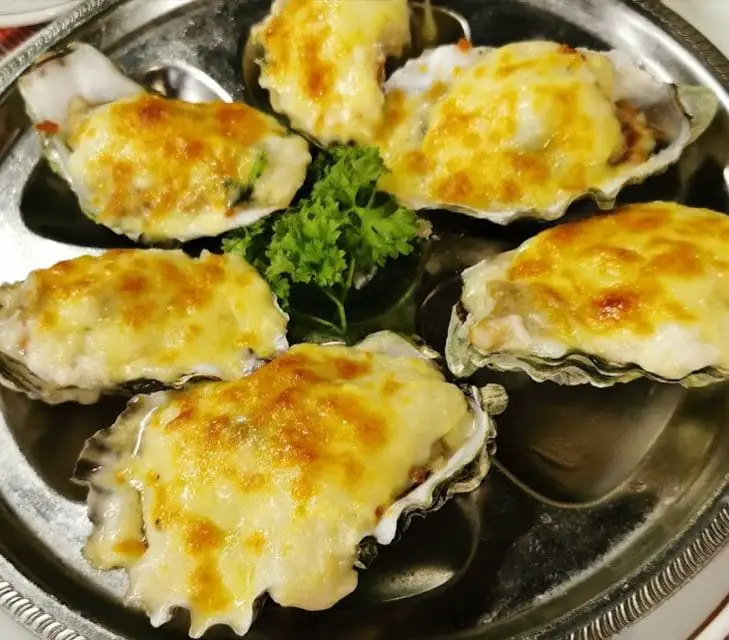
[2,0,729,638]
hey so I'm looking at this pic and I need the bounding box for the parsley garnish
[223,145,422,337]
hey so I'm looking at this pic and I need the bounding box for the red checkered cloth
[0,26,38,60]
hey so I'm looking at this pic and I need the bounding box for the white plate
[0,0,83,27]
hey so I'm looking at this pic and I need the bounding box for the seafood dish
[0,249,287,404]
[377,40,715,224]
[250,0,411,145]
[0,0,725,637]
[18,44,311,243]
[74,331,504,638]
[447,202,729,387]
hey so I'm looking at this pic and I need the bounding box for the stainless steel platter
[2,0,729,639]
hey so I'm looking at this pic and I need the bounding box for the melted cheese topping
[84,343,471,637]
[0,250,287,391]
[461,202,729,379]
[66,94,310,241]
[251,0,411,145]
[378,41,656,215]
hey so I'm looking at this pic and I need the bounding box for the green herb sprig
[223,145,422,337]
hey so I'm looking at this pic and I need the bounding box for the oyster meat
[18,44,311,243]
[377,40,717,224]
[0,249,288,404]
[74,331,504,638]
[446,201,729,387]
[249,0,411,146]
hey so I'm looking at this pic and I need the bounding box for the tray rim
[2,0,729,639]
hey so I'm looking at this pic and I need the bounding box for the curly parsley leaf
[266,197,348,290]
[223,145,422,336]
[311,145,384,206]
[221,217,271,273]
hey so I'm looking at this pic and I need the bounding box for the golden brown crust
[95,342,472,631]
[505,202,726,340]
[159,348,387,491]
[253,0,410,144]
[69,95,273,226]
[0,250,286,387]
[379,41,658,213]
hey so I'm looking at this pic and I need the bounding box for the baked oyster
[18,43,311,243]
[0,249,287,405]
[73,331,505,638]
[446,201,729,387]
[249,0,411,146]
[377,40,717,224]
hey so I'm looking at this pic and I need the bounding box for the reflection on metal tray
[2,0,729,639]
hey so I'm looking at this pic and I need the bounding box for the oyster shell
[73,331,504,638]
[18,43,311,244]
[446,201,729,388]
[377,40,718,224]
[0,249,288,405]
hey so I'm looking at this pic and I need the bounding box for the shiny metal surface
[2,1,729,639]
